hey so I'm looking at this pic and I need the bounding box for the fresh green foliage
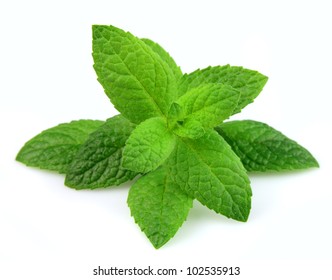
[141,38,183,82]
[167,129,251,221]
[92,25,177,124]
[16,120,104,173]
[17,24,319,249]
[65,115,138,189]
[215,120,319,171]
[173,118,205,139]
[128,167,193,249]
[177,84,240,127]
[178,65,268,114]
[122,117,176,173]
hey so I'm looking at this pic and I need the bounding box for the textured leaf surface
[141,38,182,82]
[216,120,319,171]
[167,102,184,128]
[178,65,268,114]
[16,120,104,173]
[122,117,176,173]
[65,115,138,189]
[173,119,205,139]
[168,130,251,221]
[93,25,177,124]
[128,167,193,249]
[177,83,240,128]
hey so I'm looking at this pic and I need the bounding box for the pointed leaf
[216,120,319,171]
[177,83,240,127]
[16,120,104,173]
[92,25,177,124]
[167,130,252,221]
[178,65,268,114]
[65,115,138,189]
[128,167,193,249]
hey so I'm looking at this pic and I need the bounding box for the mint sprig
[16,25,319,248]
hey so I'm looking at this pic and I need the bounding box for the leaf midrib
[178,136,246,220]
[100,34,167,118]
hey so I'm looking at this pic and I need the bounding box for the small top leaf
[177,83,240,128]
[167,102,184,128]
[92,25,177,124]
[16,120,104,173]
[122,117,176,173]
[173,118,205,139]
[216,120,319,171]
[178,65,268,115]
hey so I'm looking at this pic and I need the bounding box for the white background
[1,0,331,279]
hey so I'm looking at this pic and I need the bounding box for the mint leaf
[173,119,205,139]
[167,102,184,128]
[92,25,177,124]
[65,115,138,189]
[178,65,268,114]
[16,120,104,173]
[141,38,182,82]
[177,83,240,128]
[216,120,319,171]
[128,167,193,249]
[122,117,176,173]
[168,130,251,222]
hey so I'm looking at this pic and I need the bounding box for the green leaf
[128,167,193,249]
[167,102,184,129]
[167,129,252,221]
[122,117,176,173]
[178,65,268,114]
[141,38,182,82]
[177,83,240,128]
[65,115,138,189]
[16,120,104,173]
[92,25,177,124]
[173,119,205,139]
[216,120,319,171]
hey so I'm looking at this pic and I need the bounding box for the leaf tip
[309,153,320,168]
[15,150,23,163]
[92,24,104,35]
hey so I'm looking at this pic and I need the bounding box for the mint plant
[16,25,319,248]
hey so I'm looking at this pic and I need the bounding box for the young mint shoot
[16,25,319,249]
